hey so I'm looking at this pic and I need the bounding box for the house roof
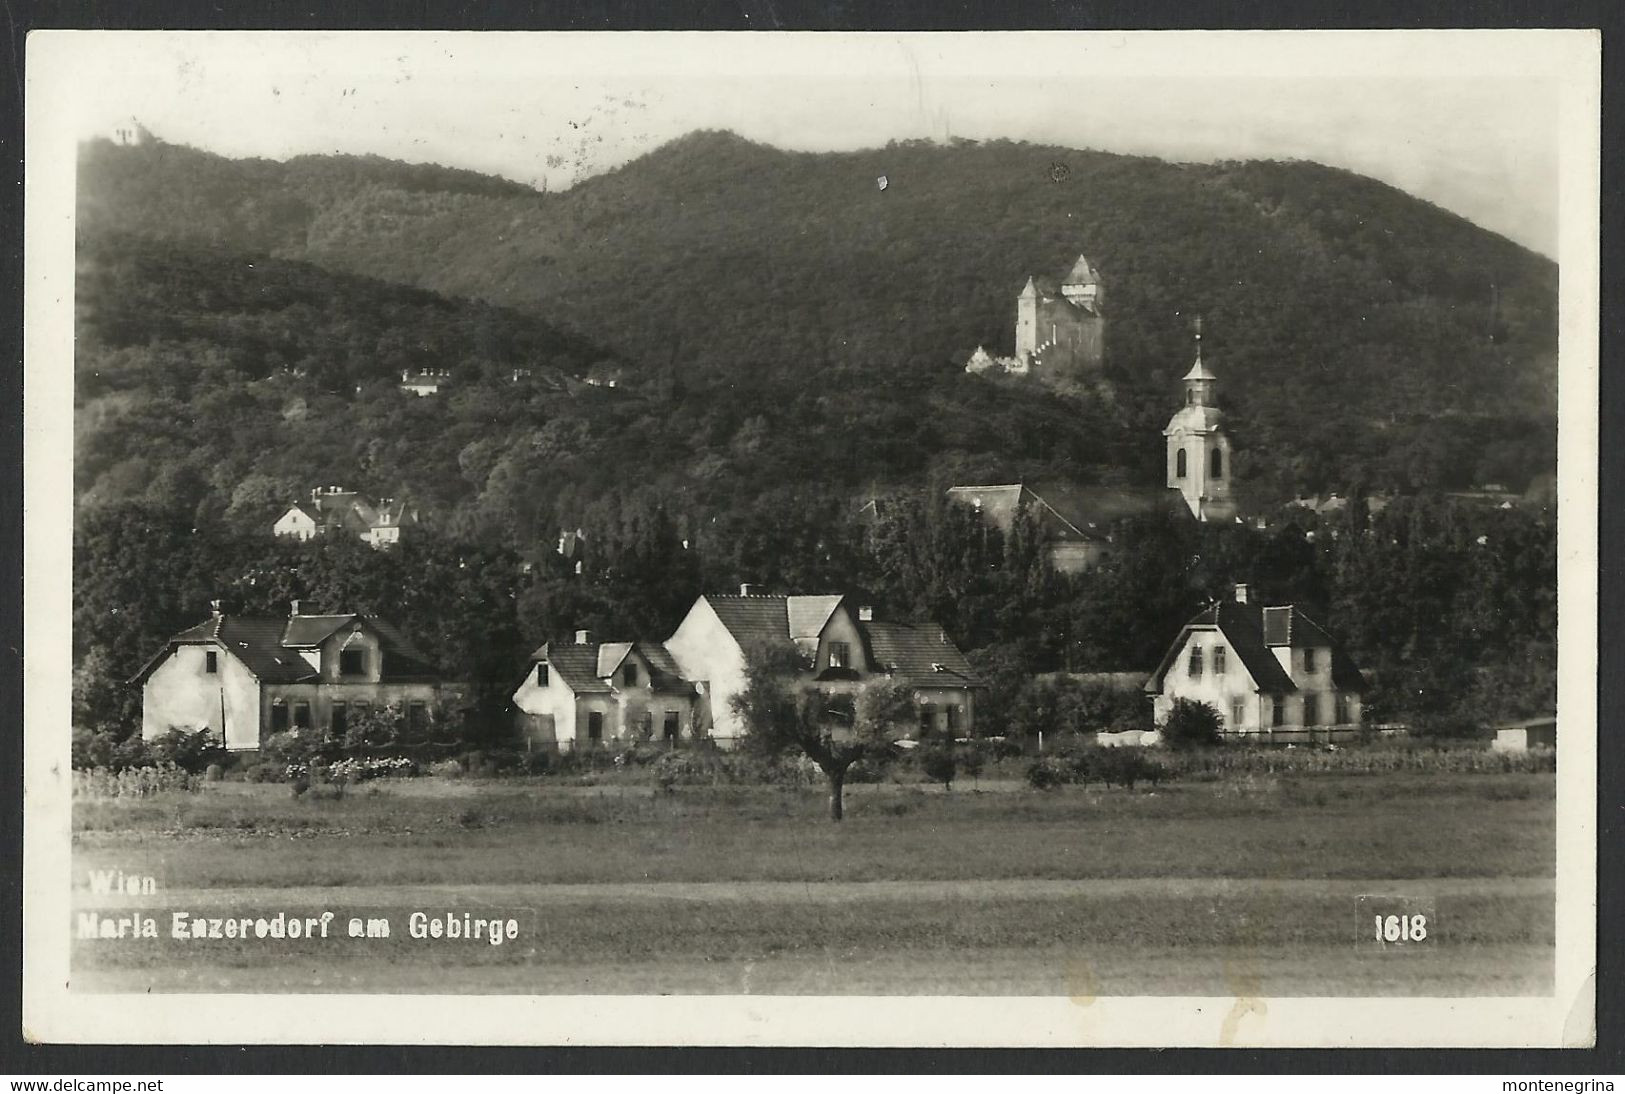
[596,642,634,679]
[704,595,795,651]
[1145,601,1365,695]
[862,621,985,689]
[787,595,845,641]
[534,642,613,694]
[281,614,357,647]
[1062,254,1100,286]
[947,484,1105,543]
[636,641,693,692]
[130,612,444,685]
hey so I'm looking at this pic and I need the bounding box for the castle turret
[1060,254,1102,310]
[1164,318,1236,522]
[1014,276,1040,362]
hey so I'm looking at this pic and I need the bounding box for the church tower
[1164,318,1237,522]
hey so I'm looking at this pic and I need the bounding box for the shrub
[149,728,225,773]
[919,746,957,790]
[262,730,321,766]
[1160,699,1223,750]
[242,762,283,784]
[71,727,118,771]
[959,747,986,784]
[1026,756,1072,791]
[204,763,224,782]
[429,758,464,779]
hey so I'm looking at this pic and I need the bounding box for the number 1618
[1374,914,1428,943]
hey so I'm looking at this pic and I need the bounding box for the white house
[273,486,418,548]
[1144,584,1365,738]
[511,632,696,752]
[662,586,982,747]
[130,602,456,751]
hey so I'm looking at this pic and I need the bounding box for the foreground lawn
[74,772,1555,887]
[70,772,1555,995]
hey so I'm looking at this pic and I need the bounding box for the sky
[47,30,1587,256]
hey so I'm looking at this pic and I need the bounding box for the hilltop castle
[965,254,1105,385]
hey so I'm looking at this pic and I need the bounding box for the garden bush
[429,758,465,779]
[73,763,199,798]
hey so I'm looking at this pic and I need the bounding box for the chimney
[575,629,591,645]
[739,583,758,596]
[857,606,874,622]
[1234,584,1250,604]
[210,599,223,616]
[290,598,301,617]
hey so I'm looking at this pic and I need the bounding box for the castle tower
[1164,318,1236,522]
[1014,276,1040,362]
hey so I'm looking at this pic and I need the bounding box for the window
[1334,694,1349,725]
[1188,645,1204,678]
[587,711,603,741]
[1211,448,1224,478]
[1302,694,1318,726]
[339,648,366,676]
[663,711,680,741]
[1231,698,1245,728]
[331,702,348,737]
[536,664,549,687]
[292,700,312,730]
[919,704,936,735]
[1303,648,1318,672]
[1271,697,1284,727]
[1213,646,1226,674]
[204,650,218,674]
[623,662,639,687]
[946,705,961,732]
[270,700,289,732]
[829,641,850,669]
[1176,448,1188,478]
[407,701,428,733]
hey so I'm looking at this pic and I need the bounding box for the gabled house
[130,602,457,751]
[511,632,696,751]
[947,483,1110,573]
[1144,584,1365,737]
[273,486,419,548]
[663,585,984,747]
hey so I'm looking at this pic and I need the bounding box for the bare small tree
[733,645,915,821]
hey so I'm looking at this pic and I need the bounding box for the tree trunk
[827,769,846,822]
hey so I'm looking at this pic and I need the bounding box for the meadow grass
[74,771,1555,888]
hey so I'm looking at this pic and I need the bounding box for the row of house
[134,582,1368,751]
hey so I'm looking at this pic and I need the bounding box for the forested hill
[77,131,1558,502]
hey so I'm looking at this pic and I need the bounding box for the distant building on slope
[400,369,452,396]
[965,253,1106,386]
[108,117,154,146]
[945,483,1111,574]
[273,486,419,548]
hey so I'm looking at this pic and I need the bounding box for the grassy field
[70,771,1556,996]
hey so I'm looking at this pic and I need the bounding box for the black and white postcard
[21,29,1600,1047]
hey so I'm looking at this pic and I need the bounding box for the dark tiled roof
[131,612,445,685]
[535,642,613,694]
[1146,601,1365,694]
[636,641,694,693]
[705,595,794,652]
[861,621,984,688]
[948,484,1105,544]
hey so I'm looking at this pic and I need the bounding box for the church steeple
[1182,315,1217,406]
[1164,314,1236,523]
